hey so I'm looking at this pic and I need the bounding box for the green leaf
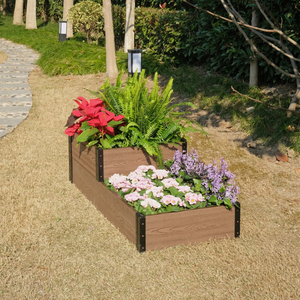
[100,138,112,149]
[179,171,186,177]
[193,179,202,185]
[175,177,183,184]
[107,120,124,127]
[87,140,98,147]
[219,185,226,193]
[171,206,180,212]
[80,121,90,131]
[168,187,179,196]
[208,195,218,204]
[76,128,99,143]
[224,198,232,210]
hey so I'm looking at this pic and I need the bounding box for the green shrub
[89,70,206,165]
[68,1,104,44]
[112,5,126,49]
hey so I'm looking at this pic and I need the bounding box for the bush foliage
[68,0,104,44]
[111,1,300,84]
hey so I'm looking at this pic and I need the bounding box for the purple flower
[165,149,240,206]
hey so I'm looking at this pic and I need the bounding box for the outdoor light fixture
[59,21,67,42]
[128,49,142,77]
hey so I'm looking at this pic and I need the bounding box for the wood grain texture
[72,137,96,178]
[73,159,137,244]
[102,143,183,179]
[72,132,182,180]
[145,206,235,251]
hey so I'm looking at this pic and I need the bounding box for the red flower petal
[89,98,104,108]
[72,109,82,117]
[65,123,80,136]
[113,114,124,121]
[105,126,115,136]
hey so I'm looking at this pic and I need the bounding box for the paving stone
[0,83,30,89]
[0,106,32,113]
[0,97,32,103]
[0,79,28,83]
[0,38,39,138]
[0,117,27,125]
[0,88,31,95]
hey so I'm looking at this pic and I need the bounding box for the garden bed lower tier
[69,136,241,252]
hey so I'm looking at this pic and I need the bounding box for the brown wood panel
[160,143,183,161]
[72,159,137,244]
[103,143,182,179]
[145,206,235,251]
[72,133,183,180]
[72,136,96,178]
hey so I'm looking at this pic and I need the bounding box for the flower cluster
[105,151,239,215]
[165,150,239,205]
[65,96,125,138]
[105,165,208,215]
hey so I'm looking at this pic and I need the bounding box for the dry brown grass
[0,50,8,64]
[0,67,299,299]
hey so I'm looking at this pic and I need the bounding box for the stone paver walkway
[0,38,39,138]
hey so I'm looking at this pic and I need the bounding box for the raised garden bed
[69,136,240,252]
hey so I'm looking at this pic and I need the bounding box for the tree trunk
[13,0,24,25]
[2,0,6,15]
[124,0,135,53]
[103,0,118,78]
[287,83,300,116]
[249,10,258,87]
[63,0,73,39]
[25,0,37,29]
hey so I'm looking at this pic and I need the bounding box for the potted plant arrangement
[66,71,240,252]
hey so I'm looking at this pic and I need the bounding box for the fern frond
[115,72,123,88]
[144,123,159,140]
[138,139,157,156]
[161,123,180,140]
[106,88,122,115]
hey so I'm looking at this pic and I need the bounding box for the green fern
[89,70,207,162]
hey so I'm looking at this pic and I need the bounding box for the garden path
[0,38,39,138]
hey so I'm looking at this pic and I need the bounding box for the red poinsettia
[65,97,125,139]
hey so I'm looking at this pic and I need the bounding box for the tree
[1,0,6,15]
[124,0,135,53]
[183,0,300,114]
[13,0,24,25]
[63,0,73,38]
[249,9,258,87]
[25,0,37,29]
[103,0,118,77]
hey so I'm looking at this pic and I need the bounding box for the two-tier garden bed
[69,135,240,252]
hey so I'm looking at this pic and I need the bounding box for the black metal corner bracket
[182,138,187,153]
[69,136,73,183]
[136,213,146,252]
[235,202,241,238]
[96,148,104,182]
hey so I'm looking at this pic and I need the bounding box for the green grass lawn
[0,14,299,153]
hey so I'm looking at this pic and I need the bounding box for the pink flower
[136,165,156,172]
[161,195,180,206]
[125,192,144,202]
[109,174,127,185]
[152,169,169,179]
[145,186,164,198]
[185,193,205,205]
[161,178,179,188]
[176,185,192,193]
[140,198,161,209]
[178,199,187,207]
[135,181,154,191]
